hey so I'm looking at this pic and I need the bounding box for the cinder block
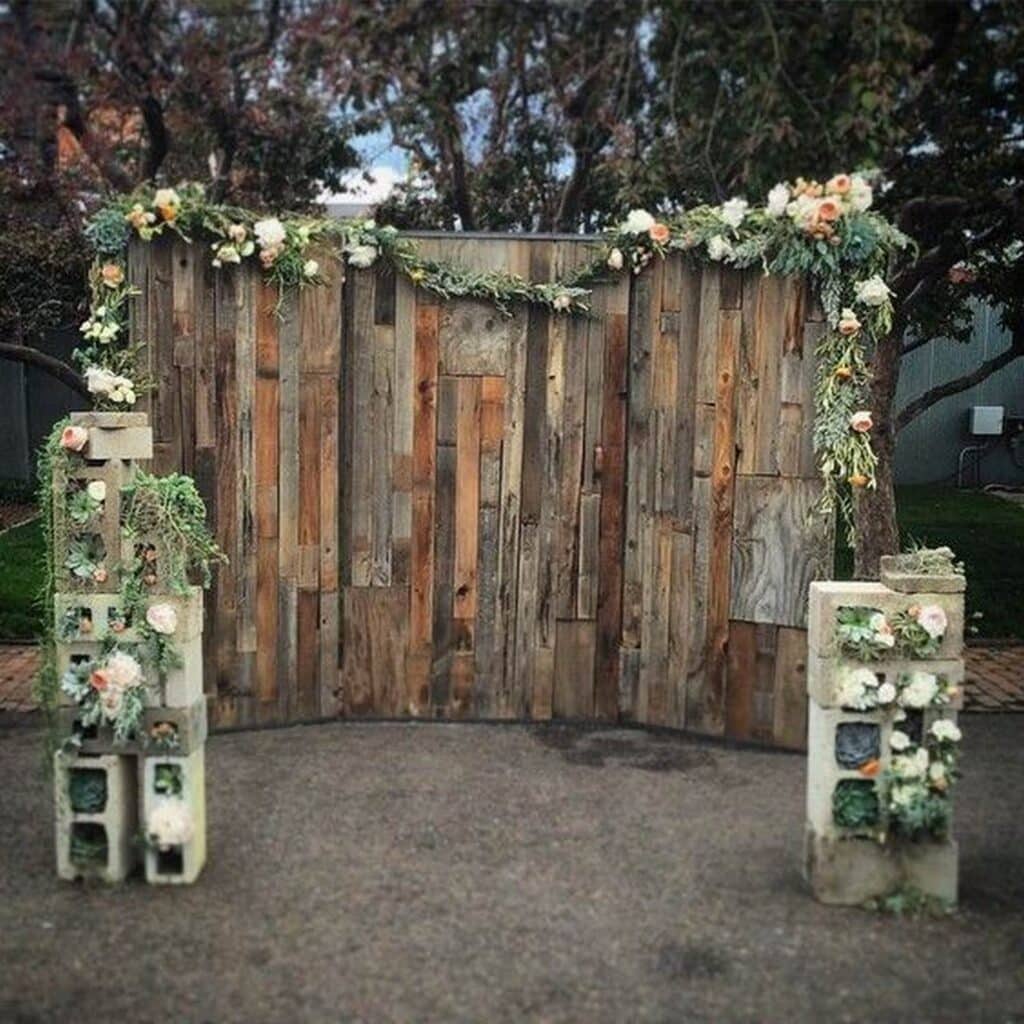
[804,825,900,905]
[879,556,966,595]
[56,641,104,707]
[53,460,135,592]
[57,697,207,755]
[808,581,964,660]
[146,632,204,708]
[807,655,965,710]
[140,746,206,885]
[83,426,153,462]
[54,751,138,882]
[807,702,891,836]
[70,411,149,429]
[55,592,138,643]
[901,839,958,904]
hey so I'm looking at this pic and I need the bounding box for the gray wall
[895,303,1024,487]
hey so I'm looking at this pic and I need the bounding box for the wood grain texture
[139,241,826,749]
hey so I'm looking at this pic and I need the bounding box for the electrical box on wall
[969,405,1005,436]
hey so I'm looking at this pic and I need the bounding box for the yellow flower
[410,267,426,283]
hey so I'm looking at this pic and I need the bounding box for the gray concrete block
[807,654,965,710]
[54,751,138,883]
[804,826,900,905]
[57,697,208,756]
[140,745,206,885]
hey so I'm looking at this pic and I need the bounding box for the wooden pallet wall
[134,235,832,748]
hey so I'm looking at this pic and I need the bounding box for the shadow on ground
[1,715,1022,1023]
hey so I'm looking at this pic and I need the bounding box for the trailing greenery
[864,885,955,918]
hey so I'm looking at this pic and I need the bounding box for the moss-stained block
[879,555,966,595]
[55,751,137,883]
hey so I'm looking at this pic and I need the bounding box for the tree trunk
[853,331,901,579]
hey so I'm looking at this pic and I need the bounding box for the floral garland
[75,172,910,539]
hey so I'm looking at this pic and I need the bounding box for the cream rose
[707,235,733,262]
[607,247,624,271]
[889,729,911,751]
[147,800,195,850]
[876,681,897,704]
[146,603,178,636]
[838,308,861,336]
[826,174,852,196]
[104,650,143,690]
[621,209,655,234]
[901,670,939,709]
[86,480,106,503]
[60,425,89,452]
[930,719,961,743]
[849,175,873,212]
[100,686,123,720]
[854,275,892,307]
[849,410,873,433]
[254,217,286,250]
[303,259,320,278]
[765,183,790,217]
[915,604,948,640]
[346,243,378,268]
[720,197,749,229]
[552,292,572,312]
[153,187,180,210]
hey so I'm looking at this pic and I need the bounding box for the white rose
[929,719,961,743]
[84,366,118,397]
[836,675,867,709]
[147,800,194,850]
[890,784,917,808]
[876,681,897,704]
[889,729,911,751]
[86,480,107,503]
[621,209,655,234]
[607,248,624,271]
[854,275,893,307]
[552,292,572,311]
[214,244,242,265]
[303,259,320,278]
[901,670,939,709]
[707,235,733,262]
[254,217,287,249]
[346,243,379,268]
[928,761,946,784]
[787,193,819,229]
[104,650,143,690]
[849,175,873,212]
[893,749,928,780]
[146,602,178,636]
[720,197,749,229]
[916,604,948,640]
[868,612,887,632]
[100,686,123,720]
[765,183,790,217]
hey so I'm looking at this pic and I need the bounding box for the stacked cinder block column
[52,411,207,885]
[804,561,965,906]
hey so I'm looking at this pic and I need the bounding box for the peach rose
[849,410,873,433]
[60,425,89,452]
[92,567,108,583]
[649,222,670,244]
[817,198,842,222]
[826,174,851,195]
[90,668,110,692]
[838,308,861,336]
[100,263,125,288]
[848,473,869,488]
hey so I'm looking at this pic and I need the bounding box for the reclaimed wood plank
[438,301,515,376]
[319,373,341,717]
[772,626,809,750]
[340,587,407,716]
[431,378,458,712]
[729,476,831,627]
[453,376,481,624]
[348,269,376,585]
[391,276,415,584]
[171,239,196,477]
[674,266,702,529]
[553,619,596,719]
[371,320,395,586]
[235,267,257,699]
[666,527,692,729]
[594,300,629,720]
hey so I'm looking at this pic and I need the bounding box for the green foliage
[0,518,45,640]
[865,885,955,918]
[890,543,965,579]
[69,823,108,866]
[154,764,183,797]
[68,768,107,814]
[832,779,880,830]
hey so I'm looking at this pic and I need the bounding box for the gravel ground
[1,714,1023,1024]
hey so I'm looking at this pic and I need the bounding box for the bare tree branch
[0,344,89,399]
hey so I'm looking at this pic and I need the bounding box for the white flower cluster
[80,305,121,344]
[85,366,136,405]
[835,666,894,710]
[147,800,194,850]
[763,173,873,237]
[835,666,956,712]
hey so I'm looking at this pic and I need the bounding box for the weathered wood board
[136,236,830,748]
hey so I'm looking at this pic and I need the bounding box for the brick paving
[0,641,1021,715]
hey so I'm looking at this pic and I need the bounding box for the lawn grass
[0,518,45,641]
[836,486,1024,640]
